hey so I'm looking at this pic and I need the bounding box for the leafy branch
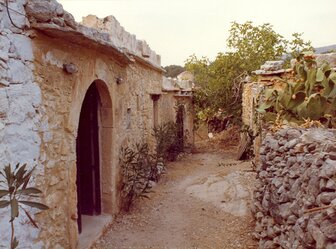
[0,163,48,249]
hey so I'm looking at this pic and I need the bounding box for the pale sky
[58,0,336,66]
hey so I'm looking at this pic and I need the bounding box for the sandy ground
[91,140,258,249]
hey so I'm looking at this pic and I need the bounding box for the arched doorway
[76,83,101,233]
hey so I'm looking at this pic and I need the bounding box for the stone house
[0,0,193,248]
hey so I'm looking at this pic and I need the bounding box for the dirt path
[91,151,258,249]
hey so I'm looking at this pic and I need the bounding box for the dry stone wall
[253,128,336,249]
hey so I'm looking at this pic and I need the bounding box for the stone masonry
[253,128,336,249]
[0,0,194,248]
[0,0,43,247]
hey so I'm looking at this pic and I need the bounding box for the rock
[287,215,297,225]
[285,139,299,150]
[51,17,65,27]
[55,3,64,16]
[307,143,316,152]
[329,152,336,161]
[0,50,8,62]
[326,243,336,249]
[26,0,59,22]
[293,224,304,241]
[325,143,336,153]
[63,63,77,74]
[63,11,77,29]
[0,35,10,52]
[317,192,336,205]
[262,240,277,249]
[7,34,34,61]
[286,129,302,140]
[319,160,336,178]
[307,175,320,197]
[255,128,336,248]
[279,203,292,220]
[307,220,327,249]
[260,60,284,71]
[326,179,336,191]
[7,59,33,84]
[3,1,28,30]
[255,222,264,233]
[320,219,336,240]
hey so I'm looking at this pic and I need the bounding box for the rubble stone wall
[159,93,194,146]
[32,32,162,248]
[0,0,194,248]
[0,0,44,247]
[254,128,336,249]
[81,15,161,67]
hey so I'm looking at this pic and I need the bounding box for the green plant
[257,52,336,127]
[153,122,185,161]
[119,143,155,211]
[0,163,48,249]
[185,22,312,128]
[120,120,188,211]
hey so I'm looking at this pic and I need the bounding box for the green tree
[164,65,185,78]
[227,21,287,73]
[288,32,314,58]
[185,21,312,127]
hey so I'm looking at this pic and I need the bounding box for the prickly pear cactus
[257,52,336,128]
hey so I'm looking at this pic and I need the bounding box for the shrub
[153,122,184,161]
[119,143,156,211]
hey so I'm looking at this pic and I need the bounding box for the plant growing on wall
[0,163,48,249]
[257,52,336,128]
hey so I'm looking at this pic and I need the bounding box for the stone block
[7,34,34,61]
[2,1,28,30]
[26,0,59,22]
[7,59,33,84]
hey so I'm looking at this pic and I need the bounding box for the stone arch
[68,79,114,244]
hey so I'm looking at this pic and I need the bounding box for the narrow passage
[92,150,257,249]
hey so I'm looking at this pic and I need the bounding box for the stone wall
[160,77,194,146]
[254,127,336,249]
[32,32,162,248]
[0,0,171,248]
[0,0,194,247]
[81,15,161,67]
[0,0,44,247]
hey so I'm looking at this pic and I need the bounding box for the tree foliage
[227,21,287,73]
[164,65,185,78]
[185,21,312,126]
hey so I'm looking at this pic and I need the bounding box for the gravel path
[91,151,258,249]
